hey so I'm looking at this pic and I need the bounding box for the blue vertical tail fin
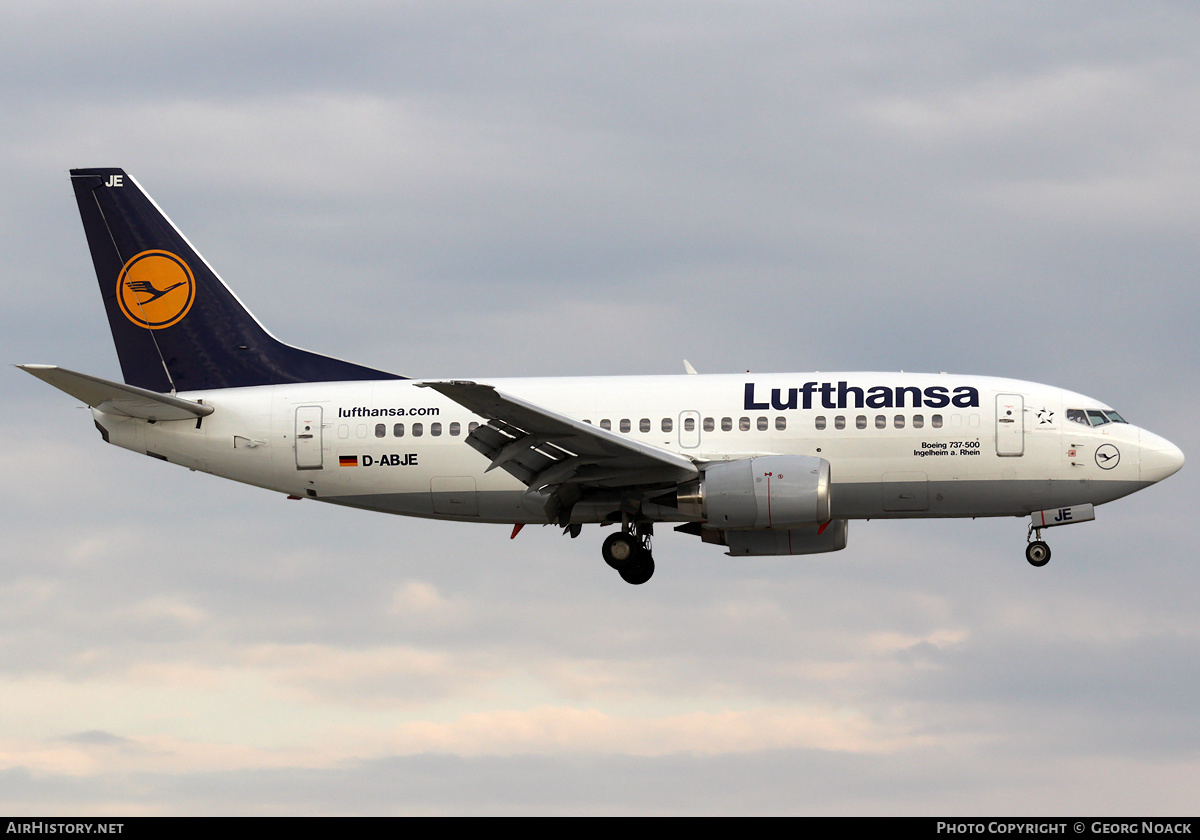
[70,168,402,392]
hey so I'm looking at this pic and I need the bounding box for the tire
[618,552,655,585]
[1025,541,1051,567]
[602,532,638,569]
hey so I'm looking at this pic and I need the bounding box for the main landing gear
[1025,524,1051,568]
[601,522,655,585]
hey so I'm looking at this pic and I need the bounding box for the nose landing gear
[601,522,655,585]
[1023,504,1095,568]
[1025,529,1051,567]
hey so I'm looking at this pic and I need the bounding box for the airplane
[19,168,1185,584]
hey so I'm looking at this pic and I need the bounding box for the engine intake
[677,455,831,529]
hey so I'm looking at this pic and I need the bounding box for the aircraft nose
[1140,430,1185,483]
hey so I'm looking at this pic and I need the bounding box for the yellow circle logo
[116,250,195,330]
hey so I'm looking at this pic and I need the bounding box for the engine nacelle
[722,519,848,556]
[677,455,831,529]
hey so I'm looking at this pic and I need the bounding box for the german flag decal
[339,455,359,467]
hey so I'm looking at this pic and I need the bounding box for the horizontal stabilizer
[17,364,214,421]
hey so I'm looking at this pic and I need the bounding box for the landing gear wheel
[618,550,655,585]
[602,532,639,570]
[1026,540,1051,567]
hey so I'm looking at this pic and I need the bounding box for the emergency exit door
[678,411,701,448]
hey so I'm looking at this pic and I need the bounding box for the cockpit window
[1068,408,1128,427]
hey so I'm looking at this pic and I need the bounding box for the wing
[416,380,699,523]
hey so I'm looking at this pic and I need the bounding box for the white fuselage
[92,371,1181,526]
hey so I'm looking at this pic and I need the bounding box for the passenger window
[684,417,695,432]
[968,414,980,428]
[894,415,905,429]
[739,417,750,431]
[338,424,349,439]
[913,415,924,429]
[640,418,651,433]
[431,422,442,436]
[393,423,405,437]
[775,417,786,431]
[412,423,423,437]
[721,417,732,432]
[356,425,367,438]
[662,418,673,433]
[856,415,866,430]
[815,416,827,431]
[468,421,480,433]
[834,415,845,430]
[931,414,943,428]
[600,419,611,430]
[756,417,768,431]
[450,422,460,436]
[375,423,386,438]
[620,419,631,433]
[703,417,715,432]
[875,415,886,429]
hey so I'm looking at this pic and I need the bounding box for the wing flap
[18,365,214,421]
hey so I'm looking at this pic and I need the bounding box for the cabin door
[295,406,324,469]
[995,394,1024,456]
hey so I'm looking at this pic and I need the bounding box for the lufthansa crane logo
[1095,444,1120,470]
[116,250,195,329]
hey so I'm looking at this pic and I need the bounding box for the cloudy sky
[3,0,1198,815]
